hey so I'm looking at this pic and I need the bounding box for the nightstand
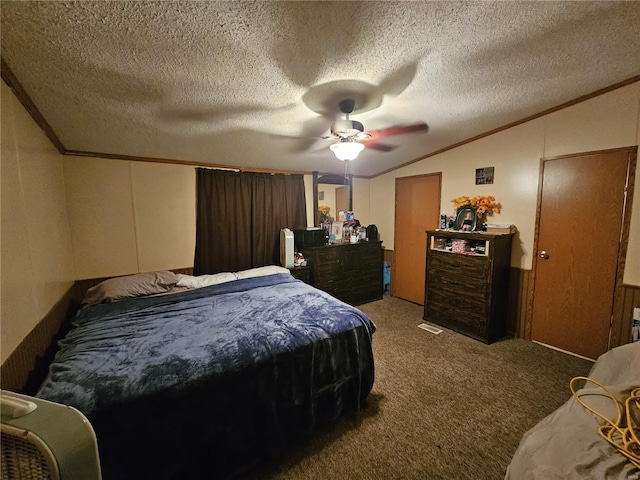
[288,265,312,284]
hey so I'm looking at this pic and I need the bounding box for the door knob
[540,250,549,259]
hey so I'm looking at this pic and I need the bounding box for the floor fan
[1,390,102,480]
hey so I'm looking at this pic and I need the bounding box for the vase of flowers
[451,195,501,230]
[318,205,332,224]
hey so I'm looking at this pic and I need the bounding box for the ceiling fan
[323,98,428,161]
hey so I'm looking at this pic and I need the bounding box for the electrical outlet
[634,307,640,321]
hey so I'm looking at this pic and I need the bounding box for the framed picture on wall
[476,167,494,185]
[454,206,477,231]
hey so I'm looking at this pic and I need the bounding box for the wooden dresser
[423,230,513,343]
[300,241,384,306]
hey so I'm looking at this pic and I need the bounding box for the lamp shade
[329,141,365,161]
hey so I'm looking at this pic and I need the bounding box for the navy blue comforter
[37,274,376,479]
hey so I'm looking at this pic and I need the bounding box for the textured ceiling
[2,1,640,177]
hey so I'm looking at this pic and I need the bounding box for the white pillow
[175,274,202,289]
[198,272,238,287]
[235,265,291,280]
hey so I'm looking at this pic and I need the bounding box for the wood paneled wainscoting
[0,285,78,394]
[612,284,640,347]
[507,268,532,339]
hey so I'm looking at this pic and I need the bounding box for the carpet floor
[241,296,593,480]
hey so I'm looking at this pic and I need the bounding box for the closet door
[393,173,441,304]
[530,148,633,359]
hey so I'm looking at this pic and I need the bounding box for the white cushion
[235,265,291,280]
[198,272,238,287]
[175,274,201,289]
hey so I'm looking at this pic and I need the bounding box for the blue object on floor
[383,261,391,295]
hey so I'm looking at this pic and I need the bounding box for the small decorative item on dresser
[294,252,306,266]
[454,206,477,231]
[331,221,343,243]
[451,239,469,253]
[485,224,516,234]
[318,205,332,224]
[451,195,501,230]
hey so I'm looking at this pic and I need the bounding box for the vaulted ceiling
[2,1,640,177]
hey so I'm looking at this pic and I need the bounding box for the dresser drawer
[289,266,311,284]
[426,286,486,317]
[353,271,382,288]
[312,249,341,265]
[314,272,350,291]
[358,244,383,261]
[426,272,488,299]
[425,300,486,338]
[352,286,382,305]
[428,251,488,279]
[357,261,382,276]
[314,264,344,284]
[321,281,352,302]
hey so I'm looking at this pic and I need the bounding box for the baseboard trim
[532,341,596,362]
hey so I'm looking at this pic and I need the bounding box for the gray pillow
[82,271,178,305]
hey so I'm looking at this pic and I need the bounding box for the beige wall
[65,158,312,279]
[1,81,75,363]
[367,82,640,285]
[64,157,196,279]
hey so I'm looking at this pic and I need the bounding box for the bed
[506,342,640,480]
[35,267,376,479]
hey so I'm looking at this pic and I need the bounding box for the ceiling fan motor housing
[331,118,364,138]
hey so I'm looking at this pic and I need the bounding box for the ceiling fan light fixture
[329,140,365,161]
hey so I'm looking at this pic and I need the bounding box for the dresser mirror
[312,171,353,226]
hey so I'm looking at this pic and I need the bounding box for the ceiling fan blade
[365,141,396,152]
[378,62,419,96]
[269,133,324,154]
[300,115,333,138]
[366,122,429,140]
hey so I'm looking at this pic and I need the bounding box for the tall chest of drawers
[301,241,383,306]
[423,230,513,343]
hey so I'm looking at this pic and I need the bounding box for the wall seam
[636,84,640,145]
[60,157,78,282]
[10,93,38,320]
[129,162,141,273]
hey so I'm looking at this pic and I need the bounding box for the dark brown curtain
[194,168,306,275]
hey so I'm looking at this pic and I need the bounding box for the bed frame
[0,268,193,395]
